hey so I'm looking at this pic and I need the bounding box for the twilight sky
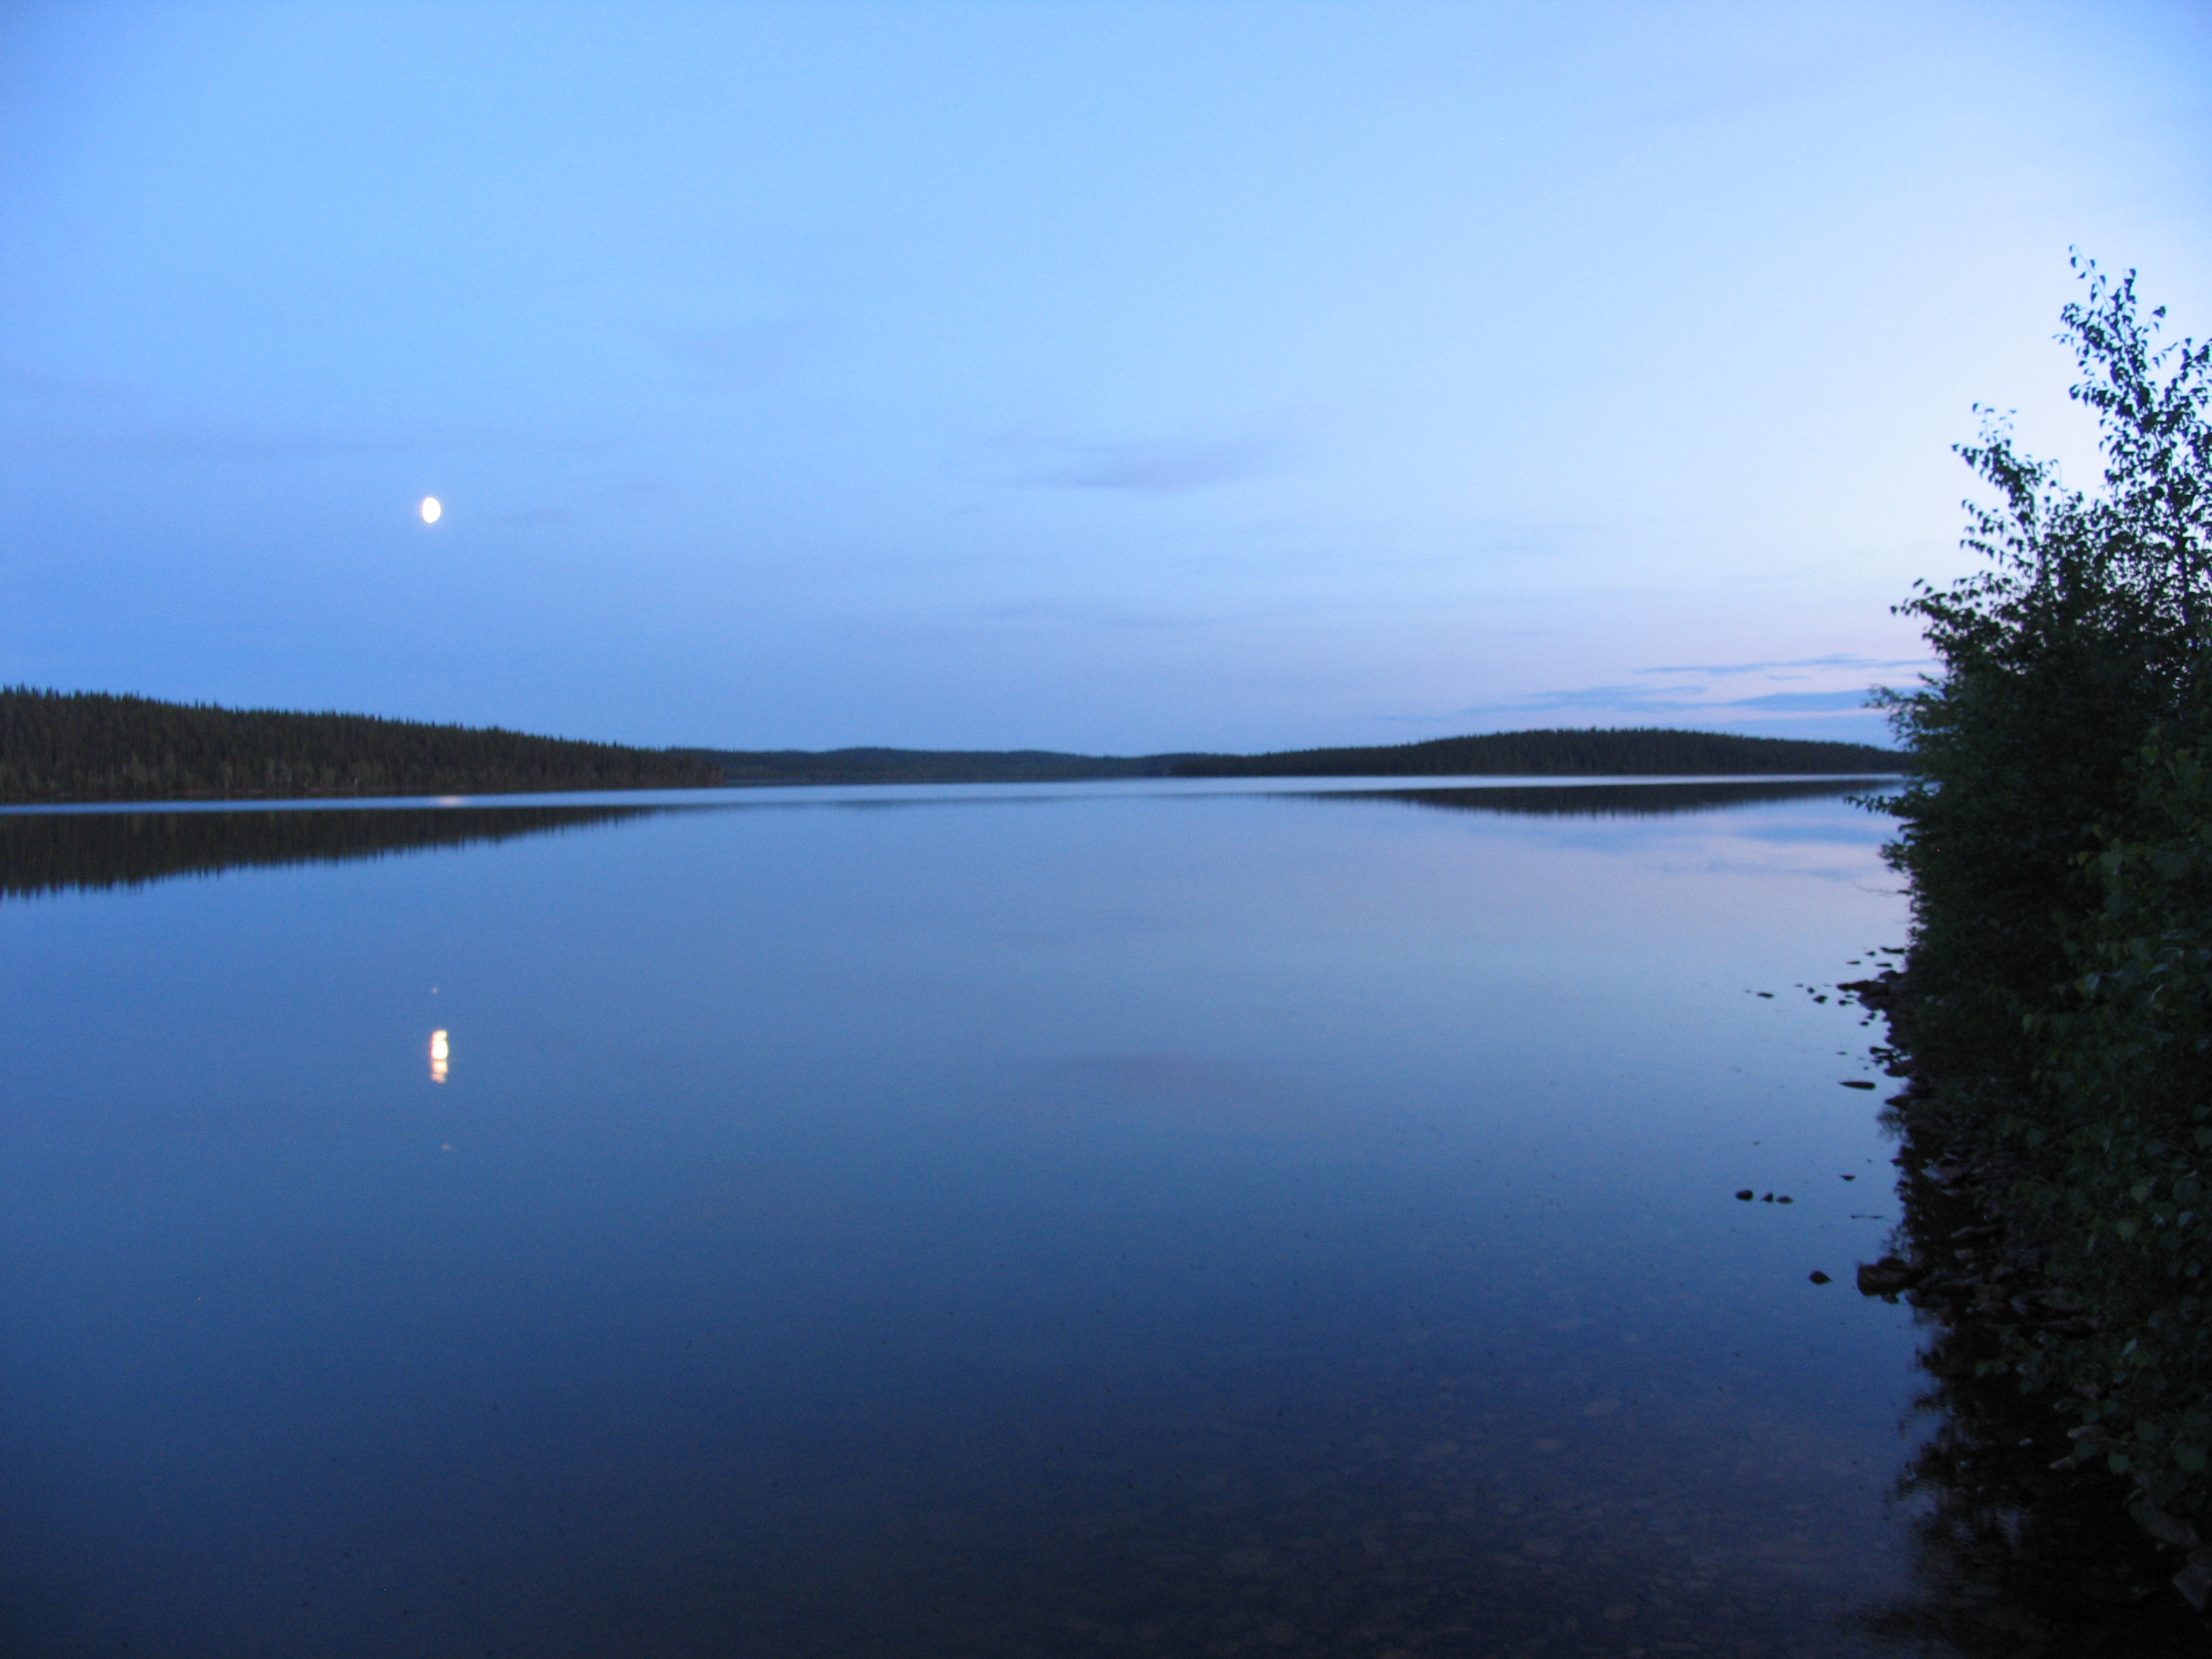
[4,2,2208,753]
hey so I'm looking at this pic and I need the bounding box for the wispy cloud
[0,421,616,459]
[1462,684,1704,717]
[977,426,1290,495]
[1452,682,1886,722]
[1618,43,1887,130]
[1635,653,1931,678]
[978,597,1179,631]
[1,364,140,400]
[1041,435,1283,493]
[1716,690,1879,714]
[662,321,828,392]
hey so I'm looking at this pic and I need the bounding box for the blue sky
[3,1,2208,752]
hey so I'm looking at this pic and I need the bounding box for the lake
[2,777,1957,1656]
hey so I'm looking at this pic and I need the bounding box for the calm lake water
[2,777,1952,1656]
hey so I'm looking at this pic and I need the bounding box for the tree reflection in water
[0,803,676,900]
[3,781,1881,901]
[1851,1089,2212,1656]
[1303,776,1889,819]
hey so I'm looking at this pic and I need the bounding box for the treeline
[1167,727,1898,777]
[3,700,1903,803]
[679,745,1187,784]
[687,729,1899,785]
[1867,262,2212,1556]
[0,689,724,803]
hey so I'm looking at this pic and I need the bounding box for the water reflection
[1845,1101,2212,1652]
[0,803,673,899]
[1860,1326,2211,1654]
[1311,777,1890,819]
[0,783,1885,905]
[0,783,1978,1655]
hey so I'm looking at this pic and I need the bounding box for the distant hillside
[1166,727,1900,779]
[691,728,1900,784]
[676,746,1191,784]
[0,688,722,804]
[2,688,1903,803]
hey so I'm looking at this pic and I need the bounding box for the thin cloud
[972,423,1290,495]
[979,597,1178,631]
[1,364,139,399]
[1040,434,1284,493]
[1618,43,1886,130]
[1460,685,1708,717]
[1454,683,1883,720]
[662,320,827,392]
[0,422,616,459]
[1636,653,1930,677]
[1719,691,1877,714]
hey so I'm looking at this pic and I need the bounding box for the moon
[419,496,443,524]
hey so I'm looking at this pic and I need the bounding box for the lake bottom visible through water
[0,779,2039,1656]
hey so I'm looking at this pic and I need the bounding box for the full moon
[419,496,443,524]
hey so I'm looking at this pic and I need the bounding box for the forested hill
[678,746,1189,784]
[3,687,1902,802]
[0,688,722,803]
[1163,728,1900,778]
[689,729,1900,783]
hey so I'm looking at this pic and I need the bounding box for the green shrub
[2011,728,2212,1519]
[1879,260,2209,1099]
[1879,257,2211,1517]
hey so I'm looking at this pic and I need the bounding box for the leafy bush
[1879,258,2212,1518]
[2012,729,2212,1519]
[1879,260,2210,1097]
